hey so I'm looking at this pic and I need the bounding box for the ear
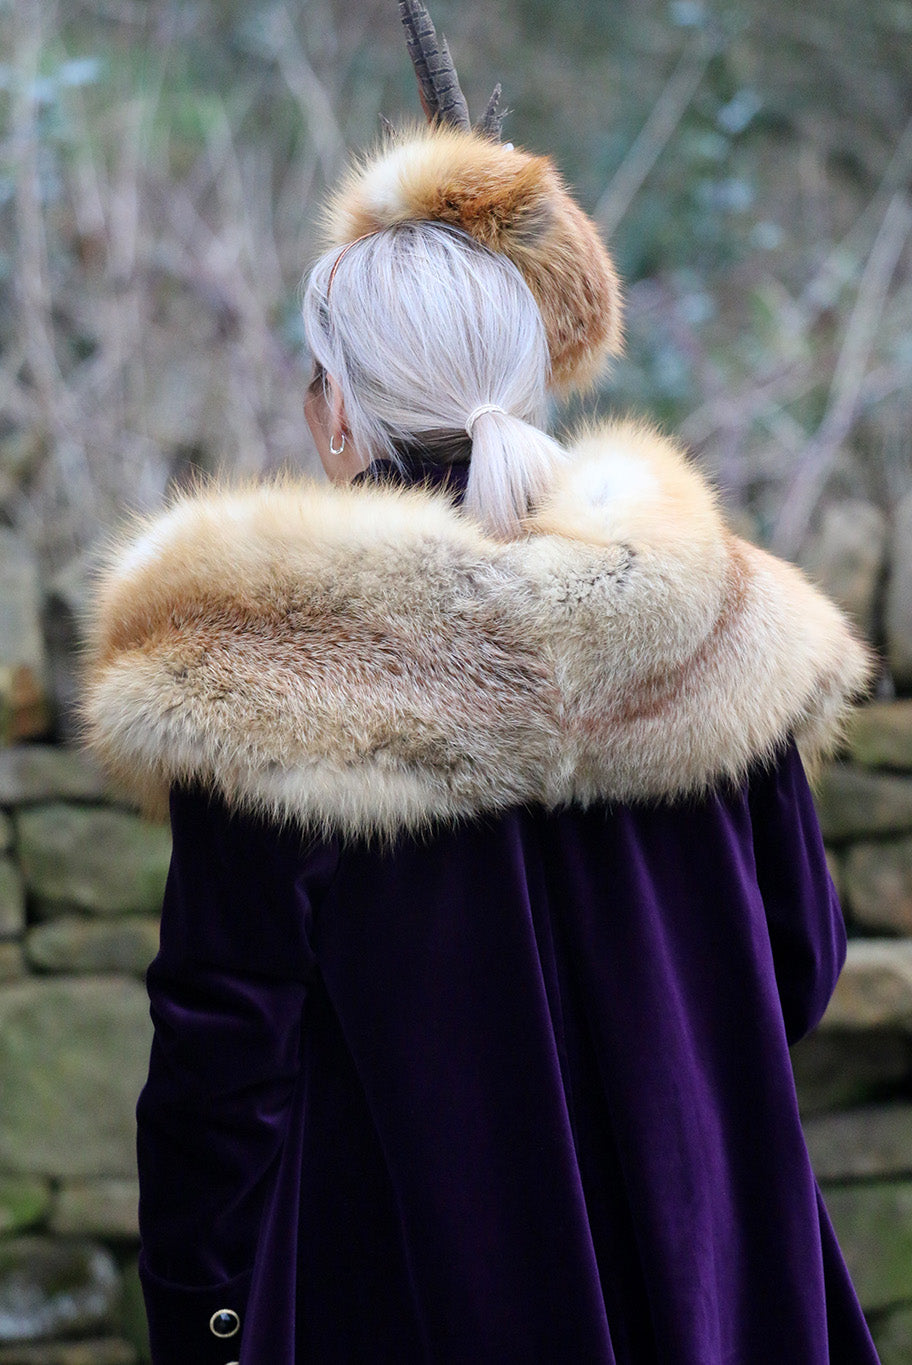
[327,376,347,436]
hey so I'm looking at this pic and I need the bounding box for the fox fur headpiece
[325,128,622,395]
[322,2,623,395]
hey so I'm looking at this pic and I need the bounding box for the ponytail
[463,408,567,540]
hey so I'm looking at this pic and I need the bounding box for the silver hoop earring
[329,432,346,456]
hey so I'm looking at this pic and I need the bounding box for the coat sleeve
[748,741,847,1046]
[136,788,339,1365]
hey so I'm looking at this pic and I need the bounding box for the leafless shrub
[0,0,909,587]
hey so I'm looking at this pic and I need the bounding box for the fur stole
[83,420,872,839]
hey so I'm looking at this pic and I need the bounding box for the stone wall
[0,724,910,1360]
[0,746,168,1363]
[797,705,912,1363]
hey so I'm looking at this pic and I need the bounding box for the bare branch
[771,192,912,557]
[272,4,346,182]
[801,116,912,314]
[11,0,66,439]
[594,31,718,239]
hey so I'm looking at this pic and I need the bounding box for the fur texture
[83,421,872,840]
[324,126,623,395]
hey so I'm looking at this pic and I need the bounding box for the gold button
[209,1308,240,1338]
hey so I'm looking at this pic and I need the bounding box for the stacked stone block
[0,746,168,1364]
[796,703,912,1362]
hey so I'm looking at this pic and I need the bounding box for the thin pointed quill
[398,0,471,130]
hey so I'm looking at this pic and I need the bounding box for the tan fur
[324,126,623,394]
[82,421,872,840]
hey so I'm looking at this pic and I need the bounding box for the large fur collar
[84,420,872,839]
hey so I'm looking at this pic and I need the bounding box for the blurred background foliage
[0,0,910,590]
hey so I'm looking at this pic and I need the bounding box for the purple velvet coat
[135,464,879,1365]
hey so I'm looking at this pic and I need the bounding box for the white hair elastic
[465,404,508,438]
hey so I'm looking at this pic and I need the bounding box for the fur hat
[321,3,623,395]
[324,127,623,395]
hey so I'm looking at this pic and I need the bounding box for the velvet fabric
[136,458,879,1364]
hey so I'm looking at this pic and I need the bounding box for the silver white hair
[301,221,567,539]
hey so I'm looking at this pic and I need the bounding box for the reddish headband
[326,233,376,300]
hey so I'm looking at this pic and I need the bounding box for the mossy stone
[873,1304,912,1365]
[792,1029,910,1116]
[844,837,912,935]
[823,1181,912,1312]
[0,1181,51,1237]
[0,863,25,940]
[0,1344,136,1365]
[814,766,912,843]
[116,1259,150,1365]
[804,1104,912,1181]
[25,919,160,977]
[820,941,912,1032]
[0,978,151,1177]
[15,806,170,918]
[0,749,107,807]
[848,701,912,772]
[0,1238,120,1342]
[50,1180,139,1241]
